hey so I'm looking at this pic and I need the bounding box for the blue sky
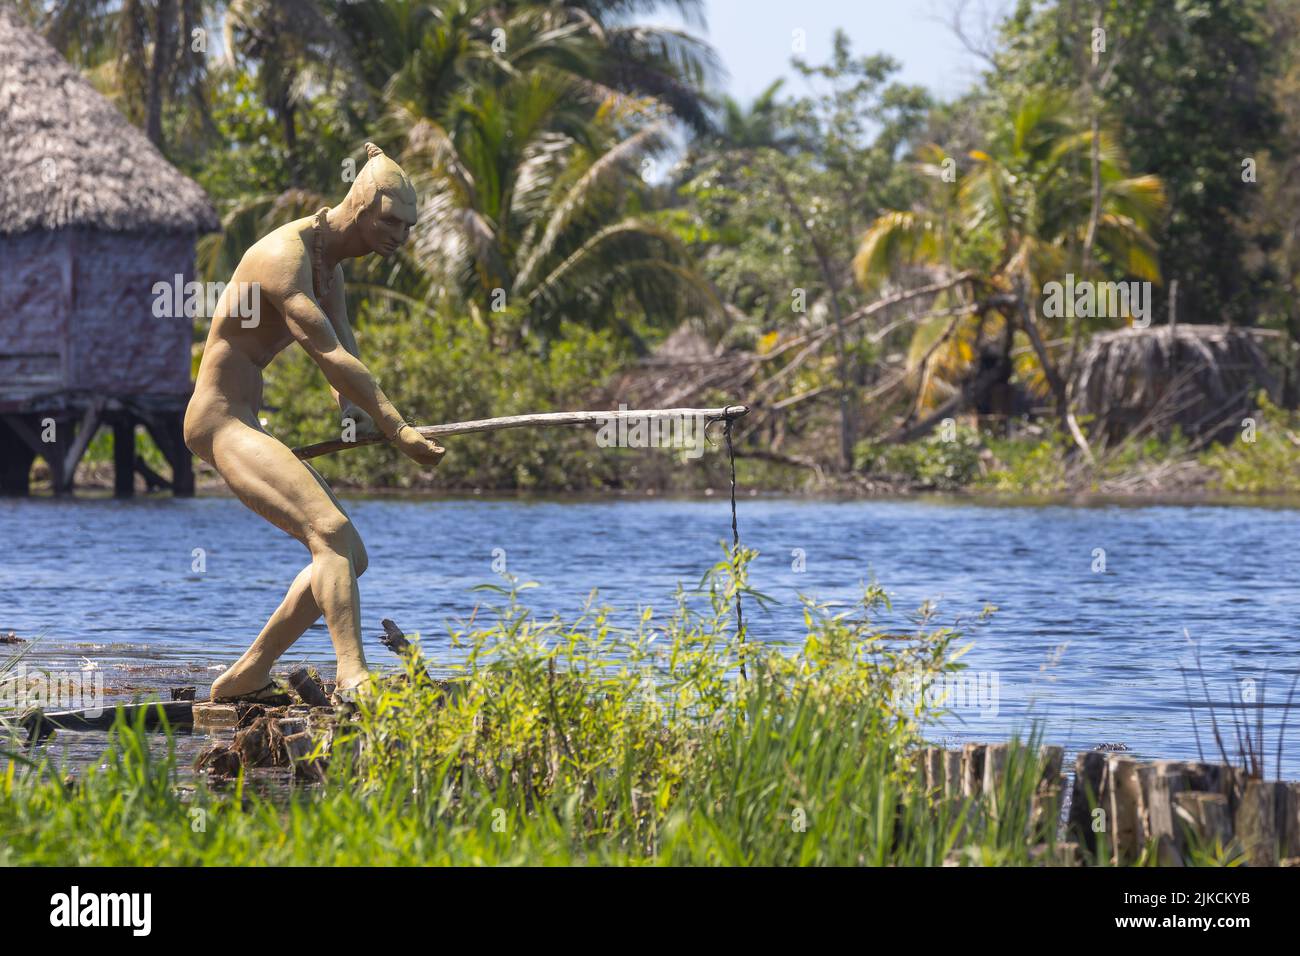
[664,0,1010,104]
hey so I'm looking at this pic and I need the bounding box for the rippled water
[3,494,1298,777]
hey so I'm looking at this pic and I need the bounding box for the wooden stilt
[140,411,193,497]
[113,418,135,498]
[168,413,194,497]
[0,418,35,495]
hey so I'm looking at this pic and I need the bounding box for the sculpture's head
[342,142,418,257]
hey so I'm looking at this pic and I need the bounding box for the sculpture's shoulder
[236,217,314,298]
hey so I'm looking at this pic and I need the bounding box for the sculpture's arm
[279,288,406,438]
[322,266,361,409]
[320,268,376,434]
[270,282,444,467]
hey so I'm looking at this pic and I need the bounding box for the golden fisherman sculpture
[184,143,445,704]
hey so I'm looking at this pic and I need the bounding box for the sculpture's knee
[309,513,367,576]
[309,513,356,558]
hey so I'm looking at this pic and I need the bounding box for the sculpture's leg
[210,565,319,697]
[205,420,371,698]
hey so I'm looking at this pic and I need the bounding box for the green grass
[0,551,1230,866]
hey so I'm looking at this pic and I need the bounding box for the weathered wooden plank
[943,749,963,798]
[23,699,194,743]
[1174,792,1233,856]
[192,702,239,731]
[1236,780,1289,867]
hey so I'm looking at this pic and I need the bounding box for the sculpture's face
[361,191,418,258]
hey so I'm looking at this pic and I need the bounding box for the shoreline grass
[0,554,1240,866]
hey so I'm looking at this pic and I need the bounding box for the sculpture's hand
[340,403,381,440]
[392,424,446,468]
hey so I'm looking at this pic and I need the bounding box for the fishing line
[723,414,747,680]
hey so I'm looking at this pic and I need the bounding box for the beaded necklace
[311,206,334,302]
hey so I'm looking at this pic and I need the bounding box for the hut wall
[68,230,195,395]
[0,231,70,396]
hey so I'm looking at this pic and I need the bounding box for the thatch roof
[0,10,218,236]
[1074,324,1283,443]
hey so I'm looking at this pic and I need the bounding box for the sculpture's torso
[184,215,338,459]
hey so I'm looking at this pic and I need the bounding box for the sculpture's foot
[212,679,291,706]
[330,668,371,709]
[210,663,275,701]
[334,666,371,693]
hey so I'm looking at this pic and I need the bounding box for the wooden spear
[292,404,750,461]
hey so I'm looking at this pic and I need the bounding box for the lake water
[2,494,1298,777]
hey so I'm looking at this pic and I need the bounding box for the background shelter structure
[0,10,218,496]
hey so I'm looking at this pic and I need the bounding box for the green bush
[1201,393,1300,493]
[261,304,629,491]
[854,422,984,490]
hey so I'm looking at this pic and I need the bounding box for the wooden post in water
[1031,746,1066,842]
[1235,780,1288,866]
[943,749,963,799]
[982,743,1010,817]
[1142,762,1190,866]
[924,748,944,796]
[1107,756,1145,865]
[113,418,134,498]
[1068,751,1107,856]
[962,743,986,798]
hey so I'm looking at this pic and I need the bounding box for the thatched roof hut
[1073,325,1284,444]
[0,11,218,236]
[0,9,218,496]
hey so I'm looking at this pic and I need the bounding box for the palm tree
[36,0,213,152]
[854,91,1166,423]
[715,79,795,151]
[200,1,716,345]
[222,0,368,184]
[398,71,716,345]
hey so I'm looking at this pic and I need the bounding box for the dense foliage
[22,0,1300,492]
